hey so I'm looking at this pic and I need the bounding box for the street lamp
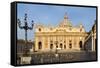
[17,13,34,56]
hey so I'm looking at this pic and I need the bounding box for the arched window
[39,28,41,31]
[38,41,42,49]
[69,43,72,49]
[50,40,53,43]
[50,44,53,49]
[60,43,63,49]
[64,45,66,49]
[56,45,58,48]
[79,41,82,48]
[69,40,72,49]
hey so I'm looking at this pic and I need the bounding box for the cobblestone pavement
[30,51,96,64]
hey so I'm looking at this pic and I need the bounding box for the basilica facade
[34,14,88,52]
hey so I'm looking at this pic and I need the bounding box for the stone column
[35,36,38,51]
[92,32,94,51]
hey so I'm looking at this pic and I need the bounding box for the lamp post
[17,13,34,56]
